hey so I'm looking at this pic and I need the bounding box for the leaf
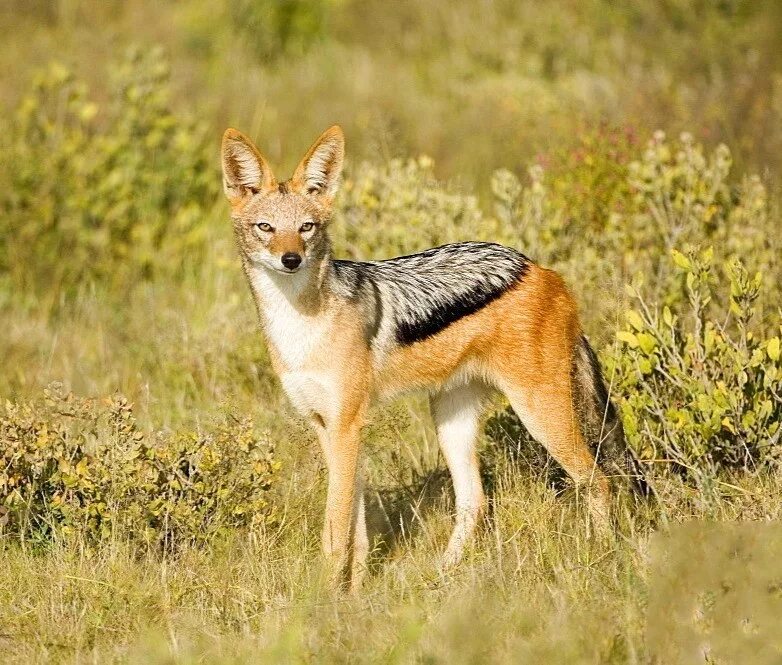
[758,400,772,420]
[671,249,692,271]
[637,333,658,355]
[75,458,89,477]
[768,337,780,362]
[625,310,645,332]
[663,306,673,326]
[617,331,639,348]
[704,326,716,354]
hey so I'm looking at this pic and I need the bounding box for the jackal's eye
[255,222,274,233]
[299,222,315,233]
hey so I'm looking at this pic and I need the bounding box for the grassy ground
[2,461,780,663]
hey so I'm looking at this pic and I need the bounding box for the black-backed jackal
[221,125,640,590]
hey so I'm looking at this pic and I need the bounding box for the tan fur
[267,230,305,257]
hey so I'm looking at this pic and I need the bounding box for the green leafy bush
[611,248,781,479]
[334,156,511,259]
[0,386,279,548]
[492,131,777,320]
[1,47,217,299]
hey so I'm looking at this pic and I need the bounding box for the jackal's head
[221,126,344,274]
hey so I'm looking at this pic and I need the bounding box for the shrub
[492,125,637,260]
[611,248,781,480]
[0,48,217,299]
[491,131,777,329]
[0,386,279,549]
[335,156,512,259]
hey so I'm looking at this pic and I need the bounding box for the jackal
[221,125,637,589]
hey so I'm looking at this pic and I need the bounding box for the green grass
[1,459,780,663]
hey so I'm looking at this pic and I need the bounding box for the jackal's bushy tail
[573,335,649,497]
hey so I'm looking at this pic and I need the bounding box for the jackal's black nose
[281,252,302,270]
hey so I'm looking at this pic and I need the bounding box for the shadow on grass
[365,466,452,567]
[362,407,568,569]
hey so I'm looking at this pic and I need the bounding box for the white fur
[250,265,339,422]
[430,382,487,568]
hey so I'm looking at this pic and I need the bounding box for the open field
[1,1,781,662]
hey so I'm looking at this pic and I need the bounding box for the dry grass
[1,454,779,663]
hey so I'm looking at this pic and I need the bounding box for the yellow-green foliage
[494,132,777,300]
[492,126,636,255]
[1,48,217,298]
[0,386,279,548]
[335,157,509,259]
[613,248,782,477]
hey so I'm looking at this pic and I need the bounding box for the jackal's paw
[348,562,367,595]
[438,547,464,572]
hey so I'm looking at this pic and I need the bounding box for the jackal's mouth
[269,264,302,275]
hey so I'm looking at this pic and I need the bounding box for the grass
[1,456,780,663]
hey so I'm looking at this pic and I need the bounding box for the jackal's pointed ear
[221,129,276,202]
[291,125,345,199]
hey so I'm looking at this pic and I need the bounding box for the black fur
[333,242,530,346]
[574,335,649,497]
[393,279,517,344]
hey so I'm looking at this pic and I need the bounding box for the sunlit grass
[1,458,779,663]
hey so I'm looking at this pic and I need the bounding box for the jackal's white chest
[262,295,329,369]
[252,269,337,420]
[273,321,338,422]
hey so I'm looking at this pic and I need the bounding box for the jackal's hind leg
[430,382,487,569]
[503,380,611,532]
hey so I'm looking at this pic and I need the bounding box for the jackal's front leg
[319,412,367,590]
